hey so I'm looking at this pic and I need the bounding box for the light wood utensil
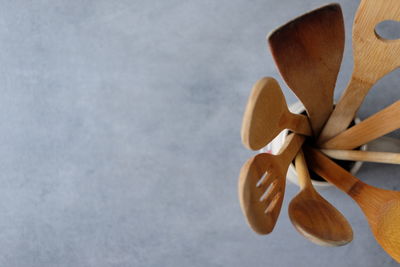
[321,149,400,165]
[268,3,344,136]
[321,100,400,150]
[305,147,400,263]
[289,150,353,246]
[241,77,311,150]
[318,0,400,143]
[238,133,304,234]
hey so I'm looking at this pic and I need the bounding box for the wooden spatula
[241,77,311,150]
[305,147,400,263]
[238,133,304,234]
[321,100,400,150]
[320,149,400,165]
[268,3,345,136]
[318,0,400,143]
[289,150,353,246]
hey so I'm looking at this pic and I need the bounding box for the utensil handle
[304,147,363,196]
[278,133,305,163]
[321,100,400,149]
[294,150,314,191]
[286,113,313,137]
[317,76,371,143]
[320,149,400,165]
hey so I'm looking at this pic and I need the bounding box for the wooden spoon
[321,100,400,150]
[238,133,304,234]
[318,0,400,143]
[268,3,345,136]
[305,147,400,263]
[289,150,353,246]
[321,149,400,165]
[241,77,312,150]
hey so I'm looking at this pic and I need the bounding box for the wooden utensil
[289,150,353,246]
[238,133,304,234]
[321,149,400,165]
[268,3,344,136]
[305,147,400,263]
[241,77,311,150]
[318,0,400,143]
[320,100,400,150]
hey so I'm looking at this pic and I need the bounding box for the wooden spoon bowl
[289,198,353,246]
[289,150,353,246]
[241,77,311,150]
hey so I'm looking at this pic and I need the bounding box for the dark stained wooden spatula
[268,3,345,136]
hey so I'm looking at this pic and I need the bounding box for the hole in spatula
[375,20,400,40]
[265,193,281,213]
[259,182,276,202]
[256,172,268,187]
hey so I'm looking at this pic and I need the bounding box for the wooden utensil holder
[260,101,367,189]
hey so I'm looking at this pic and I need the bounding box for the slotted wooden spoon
[238,133,304,234]
[318,0,400,143]
[321,100,400,150]
[268,3,345,136]
[241,77,311,150]
[305,147,400,263]
[289,150,353,246]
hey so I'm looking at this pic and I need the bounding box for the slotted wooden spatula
[238,133,304,234]
[268,3,345,136]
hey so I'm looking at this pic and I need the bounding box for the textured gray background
[0,0,399,266]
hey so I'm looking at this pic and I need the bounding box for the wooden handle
[320,149,400,165]
[317,77,371,143]
[321,100,400,149]
[294,150,314,191]
[285,113,313,137]
[304,147,364,197]
[278,133,305,164]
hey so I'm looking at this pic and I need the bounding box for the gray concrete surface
[0,0,399,266]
